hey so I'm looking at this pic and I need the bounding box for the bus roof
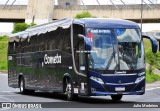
[9,18,72,42]
[9,18,140,42]
[74,18,140,29]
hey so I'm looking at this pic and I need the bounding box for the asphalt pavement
[0,73,160,111]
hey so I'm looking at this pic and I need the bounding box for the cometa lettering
[44,54,61,64]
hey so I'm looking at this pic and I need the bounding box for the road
[0,73,160,111]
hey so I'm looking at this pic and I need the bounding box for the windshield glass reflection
[87,28,144,71]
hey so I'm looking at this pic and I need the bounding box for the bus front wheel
[111,95,122,101]
[65,78,78,101]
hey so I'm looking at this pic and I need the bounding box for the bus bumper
[90,90,144,96]
[89,77,145,96]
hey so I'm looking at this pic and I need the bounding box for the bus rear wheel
[20,77,27,94]
[65,78,78,101]
[19,77,34,94]
[111,95,122,101]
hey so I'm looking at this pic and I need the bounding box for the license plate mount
[115,87,125,92]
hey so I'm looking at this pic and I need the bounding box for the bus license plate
[115,87,125,91]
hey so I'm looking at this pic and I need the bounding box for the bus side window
[62,28,71,53]
[10,42,15,54]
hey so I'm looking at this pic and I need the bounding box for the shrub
[12,23,36,33]
[75,11,92,18]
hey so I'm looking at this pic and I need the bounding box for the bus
[8,18,158,101]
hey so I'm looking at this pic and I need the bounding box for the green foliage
[145,48,160,74]
[12,22,36,34]
[0,36,8,70]
[30,22,36,26]
[74,11,92,18]
[0,36,8,41]
[143,38,151,51]
[143,38,160,74]
[12,23,29,33]
[146,70,160,83]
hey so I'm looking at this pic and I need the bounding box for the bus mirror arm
[78,34,92,51]
[78,34,84,39]
[142,35,158,53]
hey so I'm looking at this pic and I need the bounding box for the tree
[74,11,92,19]
[146,48,160,74]
[12,23,36,34]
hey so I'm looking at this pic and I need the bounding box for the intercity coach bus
[8,18,157,101]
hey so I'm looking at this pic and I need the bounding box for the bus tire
[19,77,27,94]
[19,77,35,94]
[111,95,122,101]
[65,78,78,101]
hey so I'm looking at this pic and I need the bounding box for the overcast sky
[0,0,160,33]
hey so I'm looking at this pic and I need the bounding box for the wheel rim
[66,82,72,98]
[20,80,23,92]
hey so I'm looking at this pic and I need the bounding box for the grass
[143,38,151,52]
[0,36,8,70]
[143,39,160,83]
[143,38,160,70]
[146,70,160,83]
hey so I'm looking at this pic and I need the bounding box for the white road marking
[0,95,19,96]
[0,108,12,111]
[0,96,15,102]
[0,74,8,76]
[146,87,160,91]
[2,91,11,93]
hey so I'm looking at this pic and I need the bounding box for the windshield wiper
[106,44,118,70]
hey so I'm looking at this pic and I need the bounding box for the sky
[0,23,13,33]
[0,0,160,33]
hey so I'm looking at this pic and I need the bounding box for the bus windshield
[87,28,145,71]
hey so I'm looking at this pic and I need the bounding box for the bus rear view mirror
[78,34,91,51]
[142,35,158,53]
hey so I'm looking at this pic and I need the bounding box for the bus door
[73,24,88,94]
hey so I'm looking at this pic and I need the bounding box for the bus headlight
[90,76,104,84]
[135,76,145,84]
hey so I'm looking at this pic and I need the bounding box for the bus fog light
[90,76,104,84]
[141,87,145,91]
[135,76,145,83]
[91,88,96,92]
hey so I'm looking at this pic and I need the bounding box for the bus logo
[118,80,122,84]
[44,54,61,65]
[115,71,126,74]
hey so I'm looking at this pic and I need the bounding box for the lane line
[2,91,11,93]
[0,96,15,102]
[0,108,12,111]
[146,87,160,91]
[0,74,8,76]
[0,95,19,96]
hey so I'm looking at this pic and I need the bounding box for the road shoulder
[146,81,160,89]
[0,71,8,74]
